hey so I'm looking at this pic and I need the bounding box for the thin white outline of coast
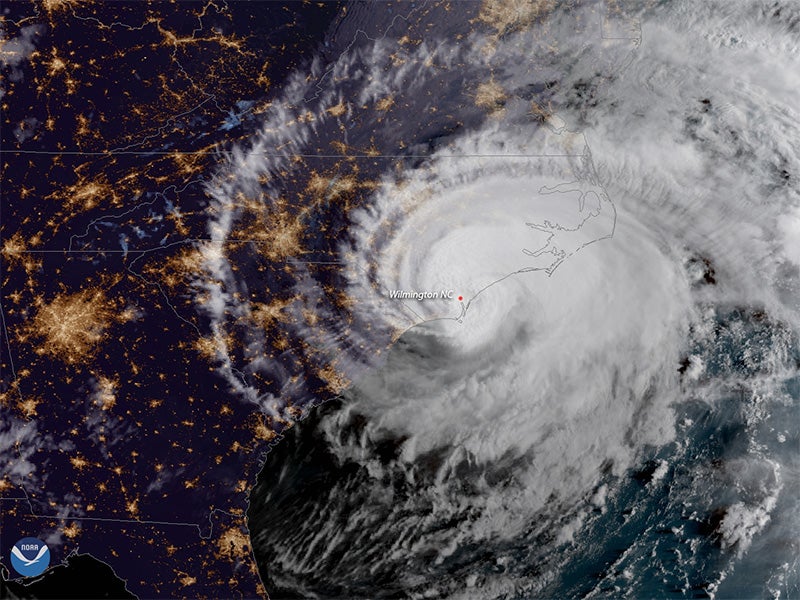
[0,3,641,594]
[331,130,618,333]
[298,1,640,333]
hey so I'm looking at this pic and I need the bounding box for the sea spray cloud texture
[211,1,800,597]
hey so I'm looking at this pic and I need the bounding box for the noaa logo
[10,537,50,577]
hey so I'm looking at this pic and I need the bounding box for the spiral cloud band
[203,1,800,597]
[344,125,617,331]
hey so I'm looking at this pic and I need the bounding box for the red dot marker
[458,295,463,302]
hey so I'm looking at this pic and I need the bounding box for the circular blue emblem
[10,537,50,577]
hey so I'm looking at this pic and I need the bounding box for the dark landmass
[1,554,135,600]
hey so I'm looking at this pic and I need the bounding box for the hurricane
[202,1,800,597]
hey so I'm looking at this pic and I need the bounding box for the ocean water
[198,1,800,596]
[248,308,800,598]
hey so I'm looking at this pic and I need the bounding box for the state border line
[1,151,586,158]
[0,496,246,542]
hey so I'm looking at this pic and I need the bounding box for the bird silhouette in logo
[11,544,48,567]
